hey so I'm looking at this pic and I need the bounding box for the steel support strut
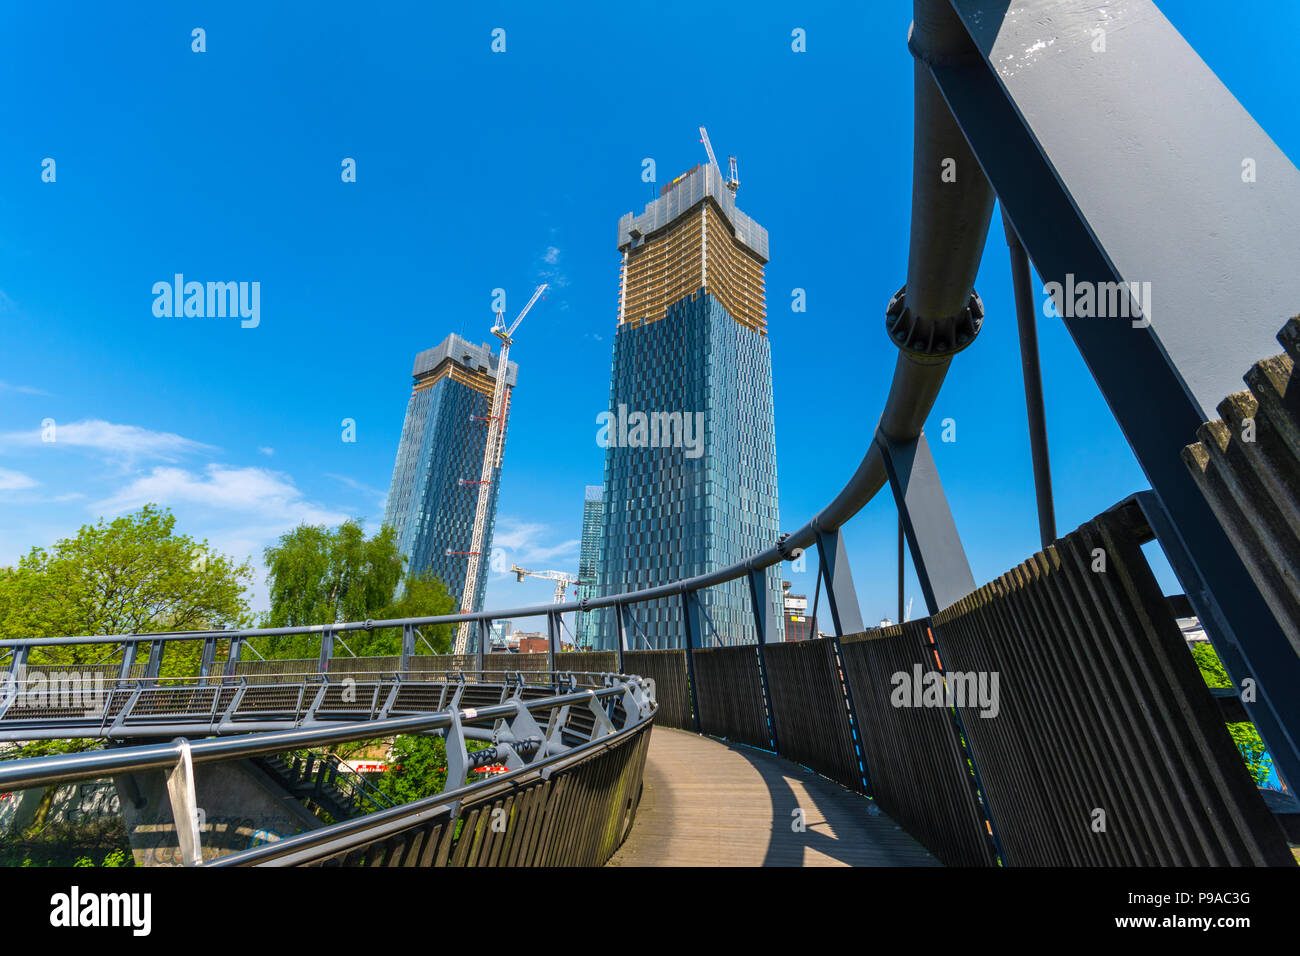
[546,612,560,672]
[614,603,628,672]
[746,568,780,751]
[877,428,976,615]
[680,591,703,733]
[1004,209,1056,548]
[813,528,864,636]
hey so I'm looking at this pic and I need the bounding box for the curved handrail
[0,680,645,791]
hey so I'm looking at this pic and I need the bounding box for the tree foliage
[263,521,405,629]
[0,505,252,665]
[1190,642,1232,688]
[257,521,455,659]
[1190,640,1273,785]
[373,734,493,804]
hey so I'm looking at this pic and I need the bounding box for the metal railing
[0,673,656,866]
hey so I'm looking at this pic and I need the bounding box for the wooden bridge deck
[609,726,941,867]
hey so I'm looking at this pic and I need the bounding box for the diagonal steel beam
[932,0,1300,794]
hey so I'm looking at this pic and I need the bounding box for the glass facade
[384,334,515,612]
[597,290,784,648]
[575,485,604,649]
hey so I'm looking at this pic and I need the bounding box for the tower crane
[698,126,740,193]
[452,283,547,655]
[508,564,577,605]
[698,125,720,170]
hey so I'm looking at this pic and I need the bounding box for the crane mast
[698,126,740,192]
[698,126,720,170]
[452,283,547,655]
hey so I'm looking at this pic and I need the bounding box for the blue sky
[1,2,1297,634]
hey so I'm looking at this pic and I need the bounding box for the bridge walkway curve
[608,727,940,867]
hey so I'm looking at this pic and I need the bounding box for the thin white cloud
[258,446,274,456]
[0,467,38,491]
[94,464,349,527]
[537,244,570,291]
[490,514,579,571]
[0,419,215,462]
[326,473,387,501]
[0,381,50,396]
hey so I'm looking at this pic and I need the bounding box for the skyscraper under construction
[384,334,516,612]
[597,151,784,647]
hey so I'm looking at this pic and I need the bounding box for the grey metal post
[680,590,703,733]
[746,569,779,751]
[1004,209,1056,548]
[897,516,905,625]
[118,641,138,681]
[812,527,864,636]
[144,640,164,680]
[614,603,627,673]
[809,564,822,640]
[877,428,976,615]
[546,612,560,673]
[830,634,872,796]
[318,628,332,673]
[477,619,490,673]
[0,648,28,721]
[224,636,242,678]
[198,638,217,684]
[399,625,415,675]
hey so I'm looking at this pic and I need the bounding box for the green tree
[258,521,455,659]
[1190,642,1231,688]
[367,572,456,655]
[374,734,493,804]
[1190,641,1274,785]
[264,521,404,628]
[0,504,252,666]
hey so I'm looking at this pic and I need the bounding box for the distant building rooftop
[412,333,518,387]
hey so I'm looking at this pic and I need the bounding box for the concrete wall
[114,758,323,866]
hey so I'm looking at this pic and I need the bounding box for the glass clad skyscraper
[597,161,784,647]
[384,334,517,612]
[575,486,605,649]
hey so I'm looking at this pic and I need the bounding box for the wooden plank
[608,727,939,867]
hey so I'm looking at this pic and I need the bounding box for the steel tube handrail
[210,708,650,867]
[0,683,632,791]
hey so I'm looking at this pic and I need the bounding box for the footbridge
[4,0,1300,868]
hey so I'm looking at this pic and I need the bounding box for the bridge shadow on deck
[608,726,939,867]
